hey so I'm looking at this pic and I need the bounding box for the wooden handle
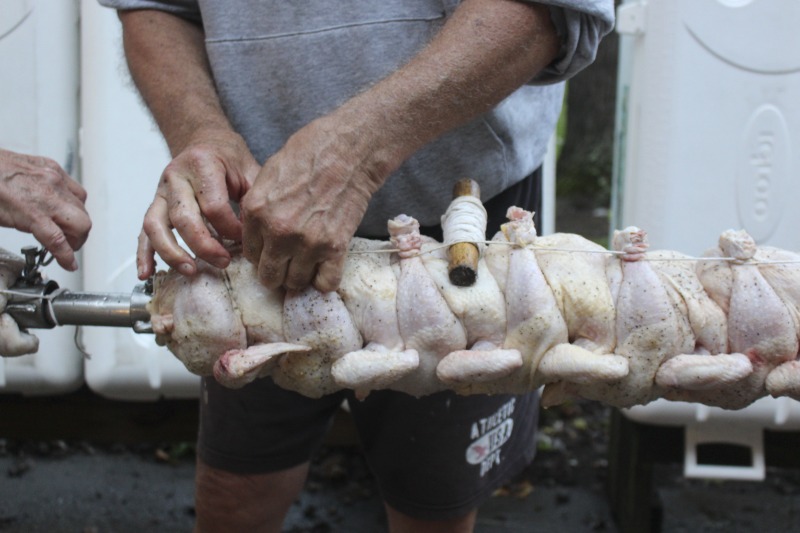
[447,179,481,287]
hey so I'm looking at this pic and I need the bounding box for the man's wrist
[171,123,245,155]
[333,90,426,182]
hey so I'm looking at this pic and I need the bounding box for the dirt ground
[2,398,800,532]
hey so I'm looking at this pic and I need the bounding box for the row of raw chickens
[149,206,800,410]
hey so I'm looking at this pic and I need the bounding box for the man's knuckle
[170,211,196,232]
[201,199,231,220]
[46,228,70,249]
[141,215,163,235]
[268,219,296,239]
[81,217,93,234]
[37,166,62,185]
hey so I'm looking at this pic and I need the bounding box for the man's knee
[194,458,309,533]
[384,503,477,533]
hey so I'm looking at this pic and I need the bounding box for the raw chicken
[757,246,800,399]
[146,204,800,409]
[150,259,247,376]
[331,237,419,398]
[543,227,750,408]
[384,214,468,397]
[692,230,800,408]
[457,207,627,395]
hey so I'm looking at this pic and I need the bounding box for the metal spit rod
[50,287,152,329]
[2,246,154,333]
[5,281,153,333]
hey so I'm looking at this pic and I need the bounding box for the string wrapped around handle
[442,179,486,286]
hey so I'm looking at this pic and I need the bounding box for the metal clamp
[5,246,154,333]
[19,246,54,286]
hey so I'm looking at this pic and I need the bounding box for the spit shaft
[5,281,153,333]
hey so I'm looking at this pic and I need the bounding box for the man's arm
[119,9,260,279]
[241,0,561,291]
[121,0,561,287]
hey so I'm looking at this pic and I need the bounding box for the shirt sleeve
[97,0,202,24]
[523,0,616,84]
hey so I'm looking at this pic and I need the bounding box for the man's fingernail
[70,259,79,271]
[212,257,230,269]
[178,263,194,275]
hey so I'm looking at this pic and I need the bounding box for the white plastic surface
[612,0,800,255]
[625,396,800,429]
[684,423,766,481]
[625,398,794,480]
[613,0,800,479]
[79,0,199,400]
[0,0,84,395]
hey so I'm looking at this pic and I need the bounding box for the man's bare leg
[386,504,477,533]
[194,458,308,533]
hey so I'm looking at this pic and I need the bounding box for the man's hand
[137,130,260,280]
[240,0,559,293]
[120,0,559,291]
[119,10,262,280]
[241,113,386,293]
[0,149,91,271]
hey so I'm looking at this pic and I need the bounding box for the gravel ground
[2,400,800,532]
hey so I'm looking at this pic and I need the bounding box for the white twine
[0,287,66,327]
[345,241,800,266]
[441,196,487,253]
[746,259,800,265]
[3,245,796,315]
[0,246,797,319]
[0,288,92,356]
[0,288,59,300]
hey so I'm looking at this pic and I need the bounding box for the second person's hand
[0,149,91,271]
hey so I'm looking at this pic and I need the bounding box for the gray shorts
[198,171,542,520]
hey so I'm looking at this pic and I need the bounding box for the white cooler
[79,0,199,400]
[612,0,800,480]
[0,0,83,395]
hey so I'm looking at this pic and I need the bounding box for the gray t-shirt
[99,0,614,235]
